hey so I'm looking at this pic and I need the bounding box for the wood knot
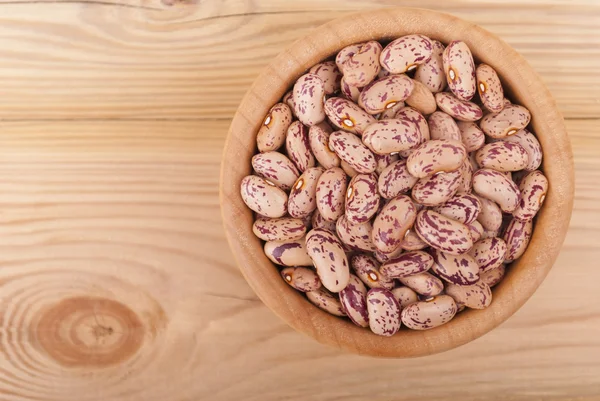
[35,296,146,368]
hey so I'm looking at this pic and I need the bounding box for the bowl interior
[220,7,574,357]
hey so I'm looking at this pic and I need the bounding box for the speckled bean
[362,118,421,155]
[476,64,504,113]
[336,43,363,71]
[380,34,433,74]
[400,228,428,251]
[430,249,479,285]
[498,129,542,171]
[309,61,342,95]
[468,220,484,243]
[372,195,417,253]
[503,217,533,262]
[308,124,340,169]
[433,193,482,224]
[315,167,347,222]
[435,92,483,122]
[401,295,458,330]
[391,286,419,310]
[513,170,548,221]
[398,272,444,297]
[251,151,300,191]
[395,106,430,142]
[351,254,395,290]
[293,73,326,127]
[281,267,321,292]
[378,159,419,199]
[336,215,376,252]
[412,169,462,206]
[306,288,346,316]
[473,168,521,213]
[480,104,531,138]
[414,39,446,93]
[476,195,503,232]
[446,281,492,310]
[340,76,362,103]
[324,97,376,135]
[328,131,376,173]
[339,274,369,327]
[264,238,312,266]
[358,75,414,114]
[367,288,401,336]
[345,173,380,223]
[404,79,437,115]
[341,41,382,87]
[380,250,434,278]
[468,237,507,273]
[306,228,350,292]
[374,152,400,175]
[257,103,293,152]
[476,141,529,172]
[286,121,315,172]
[253,217,306,241]
[480,264,506,287]
[414,209,473,255]
[443,40,476,101]
[241,175,288,218]
[288,167,324,218]
[428,111,461,141]
[407,139,467,178]
[457,121,485,152]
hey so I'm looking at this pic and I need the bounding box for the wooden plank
[0,118,597,400]
[0,1,598,119]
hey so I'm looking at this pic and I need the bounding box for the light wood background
[0,0,598,400]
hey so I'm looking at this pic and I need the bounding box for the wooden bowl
[220,8,574,357]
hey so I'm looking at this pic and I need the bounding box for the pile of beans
[240,35,547,335]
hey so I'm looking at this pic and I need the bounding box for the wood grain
[0,0,597,399]
[0,0,597,119]
[0,118,597,400]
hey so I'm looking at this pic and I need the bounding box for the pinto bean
[324,97,376,135]
[286,121,315,172]
[329,131,376,173]
[351,253,395,290]
[257,103,293,152]
[404,79,437,115]
[336,215,376,252]
[430,249,480,285]
[309,124,341,169]
[341,40,382,87]
[309,61,342,94]
[513,170,549,221]
[476,64,505,113]
[380,251,434,278]
[288,167,325,218]
[358,74,414,114]
[414,39,446,93]
[468,237,508,273]
[339,274,369,327]
[315,167,347,221]
[446,281,492,309]
[503,217,533,262]
[407,139,467,178]
[241,175,288,218]
[253,217,307,241]
[306,229,350,292]
[428,111,461,141]
[457,121,485,152]
[412,169,462,207]
[479,104,531,139]
[367,288,402,336]
[433,193,482,224]
[372,195,417,253]
[401,295,458,330]
[443,40,476,101]
[472,168,521,213]
[380,34,433,74]
[498,129,543,171]
[281,267,321,292]
[293,73,326,126]
[391,286,419,310]
[414,209,473,255]
[398,272,444,297]
[475,141,529,172]
[362,118,421,155]
[345,173,380,224]
[378,159,419,199]
[306,288,346,316]
[264,237,312,266]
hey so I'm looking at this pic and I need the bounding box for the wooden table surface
[0,1,599,400]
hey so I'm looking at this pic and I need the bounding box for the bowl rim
[219,7,574,357]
